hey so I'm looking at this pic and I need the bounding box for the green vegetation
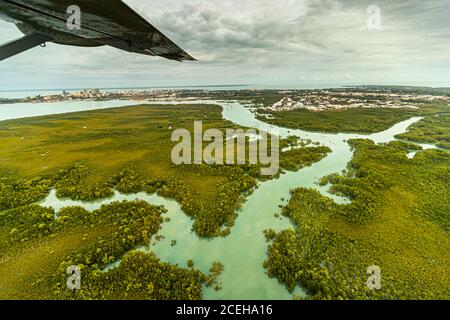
[396,112,450,149]
[0,103,330,299]
[264,139,450,299]
[0,199,205,299]
[263,229,277,242]
[0,104,328,239]
[280,135,312,149]
[72,250,205,300]
[280,146,330,172]
[256,107,446,134]
[206,262,225,291]
[353,85,450,96]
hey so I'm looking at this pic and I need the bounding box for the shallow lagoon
[0,100,144,122]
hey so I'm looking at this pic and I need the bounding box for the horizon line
[1,83,450,93]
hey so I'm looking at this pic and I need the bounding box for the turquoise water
[25,100,425,300]
[406,143,437,159]
[0,100,145,122]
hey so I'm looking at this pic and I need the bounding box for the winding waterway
[1,99,425,299]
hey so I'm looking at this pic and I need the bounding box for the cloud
[0,0,449,90]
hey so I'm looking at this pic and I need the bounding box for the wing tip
[183,55,197,62]
[162,52,197,62]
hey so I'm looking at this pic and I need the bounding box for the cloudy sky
[0,0,449,90]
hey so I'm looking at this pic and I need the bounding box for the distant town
[1,86,449,112]
[261,90,449,112]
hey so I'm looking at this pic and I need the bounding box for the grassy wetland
[264,139,449,299]
[255,102,448,134]
[0,96,448,300]
[0,103,330,299]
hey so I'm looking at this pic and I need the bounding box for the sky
[0,0,450,90]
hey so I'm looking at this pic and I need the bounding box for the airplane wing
[0,33,51,61]
[0,0,195,62]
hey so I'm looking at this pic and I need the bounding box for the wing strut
[0,33,51,61]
